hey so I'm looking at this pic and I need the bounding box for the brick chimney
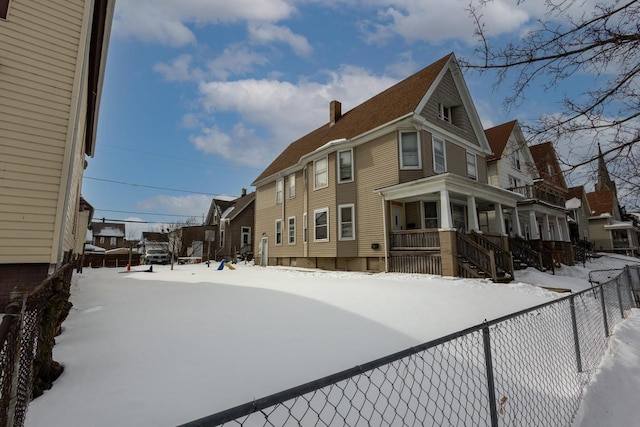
[330,100,341,127]
[241,188,247,196]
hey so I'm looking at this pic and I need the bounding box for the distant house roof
[92,222,125,237]
[206,191,256,224]
[565,186,590,211]
[140,231,169,243]
[252,53,454,185]
[586,190,615,216]
[529,141,568,190]
[484,120,517,161]
[225,191,256,221]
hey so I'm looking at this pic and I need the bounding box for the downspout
[381,194,388,272]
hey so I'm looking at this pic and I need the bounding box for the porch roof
[375,173,523,207]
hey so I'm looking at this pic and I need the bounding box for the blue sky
[84,0,606,237]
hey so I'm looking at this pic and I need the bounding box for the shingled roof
[529,141,567,189]
[484,120,517,161]
[586,190,615,216]
[252,53,453,184]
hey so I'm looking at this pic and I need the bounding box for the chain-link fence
[0,262,74,427]
[181,265,640,427]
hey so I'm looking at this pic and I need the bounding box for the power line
[84,176,239,197]
[94,209,203,218]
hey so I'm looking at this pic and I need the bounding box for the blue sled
[217,259,227,270]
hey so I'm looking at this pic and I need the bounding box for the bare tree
[163,217,199,270]
[463,0,640,209]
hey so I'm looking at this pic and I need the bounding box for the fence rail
[180,265,640,427]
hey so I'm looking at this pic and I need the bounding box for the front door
[392,204,405,231]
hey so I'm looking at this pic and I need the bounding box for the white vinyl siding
[399,131,421,169]
[337,149,354,183]
[433,136,446,173]
[314,208,329,242]
[314,156,328,189]
[338,204,355,240]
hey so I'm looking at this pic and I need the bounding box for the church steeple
[595,144,617,194]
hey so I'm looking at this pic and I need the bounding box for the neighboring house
[251,54,523,280]
[565,186,592,243]
[0,0,115,305]
[204,189,256,261]
[485,123,573,265]
[586,147,640,256]
[76,197,95,257]
[138,232,170,254]
[90,222,126,250]
[179,225,217,260]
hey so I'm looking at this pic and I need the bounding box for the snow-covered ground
[24,254,640,427]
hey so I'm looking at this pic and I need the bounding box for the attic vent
[330,100,342,127]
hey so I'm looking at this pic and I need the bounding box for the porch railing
[456,232,502,282]
[389,229,440,250]
[508,184,566,208]
[469,231,514,281]
[510,237,555,274]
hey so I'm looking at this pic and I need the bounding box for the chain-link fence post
[569,295,583,373]
[482,326,499,427]
[598,286,609,337]
[6,288,27,427]
[627,266,640,306]
[615,277,625,319]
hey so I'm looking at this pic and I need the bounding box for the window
[288,217,296,244]
[110,237,117,246]
[0,0,10,20]
[433,136,446,173]
[400,131,421,169]
[512,149,521,170]
[466,152,477,180]
[275,219,283,245]
[314,157,328,189]
[338,204,355,240]
[219,229,225,247]
[438,103,452,123]
[275,178,284,203]
[338,149,353,182]
[424,202,438,228]
[241,226,251,248]
[508,175,521,189]
[314,208,329,242]
[303,213,308,243]
[99,237,105,244]
[288,174,296,198]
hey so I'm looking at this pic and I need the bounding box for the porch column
[513,206,523,237]
[561,217,571,242]
[555,217,564,241]
[542,215,551,241]
[467,195,479,232]
[440,190,453,229]
[495,203,506,235]
[529,211,540,239]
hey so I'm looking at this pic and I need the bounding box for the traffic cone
[126,264,130,271]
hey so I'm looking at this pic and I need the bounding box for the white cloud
[248,23,313,57]
[192,66,397,168]
[207,46,270,80]
[113,0,296,47]
[154,55,198,82]
[135,194,212,220]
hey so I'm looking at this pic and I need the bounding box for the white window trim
[399,131,422,170]
[288,174,296,198]
[99,237,104,244]
[432,136,447,173]
[110,237,117,245]
[422,201,440,229]
[438,103,452,123]
[275,178,284,204]
[275,219,283,246]
[288,216,296,245]
[314,156,329,190]
[314,208,329,242]
[241,226,251,248]
[513,149,521,170]
[466,152,477,181]
[303,212,308,243]
[219,229,225,248]
[338,204,355,241]
[337,148,354,183]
